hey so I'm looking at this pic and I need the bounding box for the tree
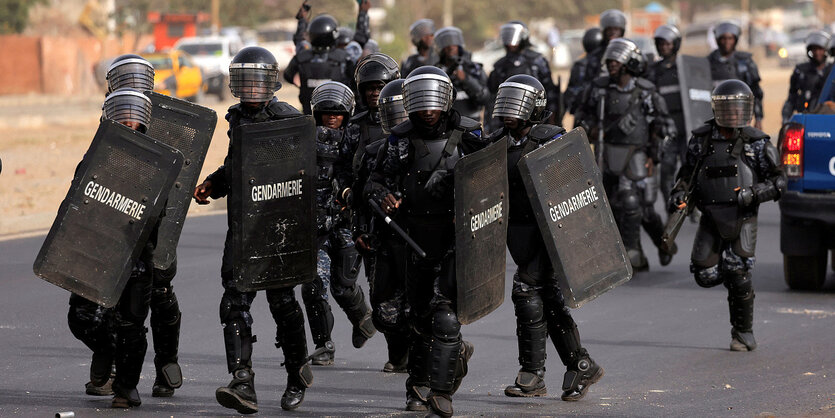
[0,0,45,34]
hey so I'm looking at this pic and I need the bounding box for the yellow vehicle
[142,50,205,101]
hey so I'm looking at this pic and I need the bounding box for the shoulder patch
[529,124,566,143]
[741,126,769,141]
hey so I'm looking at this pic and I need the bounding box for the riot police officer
[69,54,184,401]
[575,39,676,271]
[564,28,604,117]
[782,30,832,122]
[486,21,561,133]
[333,53,409,373]
[284,14,355,115]
[646,25,687,206]
[434,26,491,123]
[97,88,161,408]
[490,75,604,401]
[366,66,483,416]
[193,46,312,413]
[304,81,376,366]
[707,21,764,130]
[401,19,437,77]
[582,10,627,89]
[669,80,785,351]
[293,0,371,48]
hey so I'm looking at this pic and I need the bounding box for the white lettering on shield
[84,180,147,220]
[470,201,503,232]
[549,186,599,222]
[251,178,304,202]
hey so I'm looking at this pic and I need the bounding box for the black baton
[368,199,427,258]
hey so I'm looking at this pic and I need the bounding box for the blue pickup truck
[778,69,835,290]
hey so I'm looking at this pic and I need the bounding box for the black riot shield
[454,138,509,325]
[230,116,317,291]
[33,120,184,307]
[145,91,217,270]
[518,128,632,308]
[677,55,714,135]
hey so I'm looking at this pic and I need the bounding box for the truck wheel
[784,254,827,290]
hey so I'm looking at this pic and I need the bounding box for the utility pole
[211,0,220,35]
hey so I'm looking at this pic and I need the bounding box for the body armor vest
[709,51,753,87]
[791,62,830,111]
[506,135,539,224]
[651,60,682,113]
[316,127,342,192]
[401,130,462,216]
[603,84,649,146]
[694,137,755,206]
[297,49,351,112]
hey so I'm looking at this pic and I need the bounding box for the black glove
[737,187,755,208]
[424,169,451,199]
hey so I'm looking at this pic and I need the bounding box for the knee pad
[616,189,641,213]
[691,264,723,288]
[372,298,407,334]
[431,306,460,342]
[723,272,753,297]
[219,292,253,326]
[331,247,361,288]
[511,292,544,326]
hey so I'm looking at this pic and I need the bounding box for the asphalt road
[1,201,834,417]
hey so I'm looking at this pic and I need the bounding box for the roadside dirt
[0,66,791,236]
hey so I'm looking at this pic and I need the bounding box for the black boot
[729,291,757,351]
[504,368,547,397]
[426,391,453,418]
[405,333,431,411]
[560,351,604,401]
[643,206,676,266]
[86,357,114,396]
[152,361,182,397]
[111,382,141,408]
[271,294,311,410]
[383,332,409,373]
[302,296,335,364]
[335,287,377,349]
[281,364,312,411]
[450,340,474,394]
[215,368,258,414]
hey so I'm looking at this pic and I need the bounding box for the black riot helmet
[309,14,339,50]
[713,21,741,44]
[806,30,831,59]
[582,28,603,53]
[354,52,400,106]
[434,26,465,51]
[653,24,682,55]
[600,9,627,35]
[603,38,644,76]
[711,80,753,128]
[102,88,153,133]
[410,19,435,47]
[337,26,354,48]
[106,54,155,93]
[311,81,355,128]
[229,46,281,103]
[499,21,531,49]
[402,66,454,113]
[378,79,408,133]
[493,74,547,124]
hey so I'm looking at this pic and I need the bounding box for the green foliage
[0,0,45,34]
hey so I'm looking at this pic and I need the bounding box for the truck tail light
[781,122,804,178]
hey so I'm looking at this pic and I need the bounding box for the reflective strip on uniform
[307,79,329,88]
[658,84,681,95]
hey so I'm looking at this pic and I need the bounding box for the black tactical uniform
[782,31,832,122]
[576,39,676,270]
[434,26,491,122]
[284,14,355,115]
[491,74,604,402]
[707,22,764,124]
[402,19,438,78]
[202,47,311,413]
[486,21,561,133]
[304,81,375,366]
[366,66,482,417]
[645,25,686,203]
[575,9,628,112]
[564,28,603,116]
[334,54,410,372]
[670,80,785,352]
